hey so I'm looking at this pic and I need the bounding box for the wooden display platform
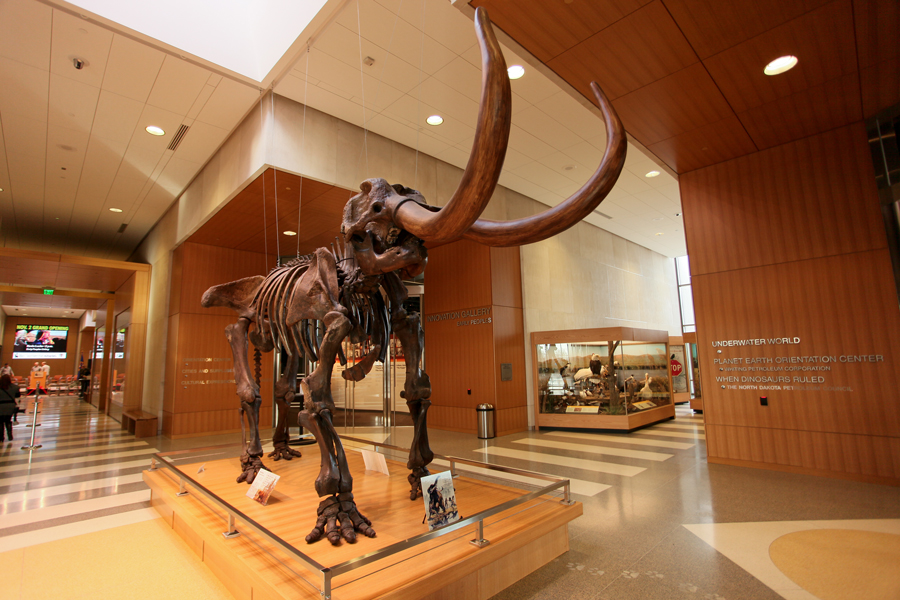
[536,402,675,430]
[144,446,581,600]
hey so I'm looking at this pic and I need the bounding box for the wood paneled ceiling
[188,169,353,257]
[471,0,900,174]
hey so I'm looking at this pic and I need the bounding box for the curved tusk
[462,82,626,247]
[391,6,511,247]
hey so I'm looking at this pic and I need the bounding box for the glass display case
[532,327,675,430]
[684,332,703,412]
[668,336,690,404]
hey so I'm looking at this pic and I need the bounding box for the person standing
[78,364,91,398]
[0,364,14,378]
[0,374,20,443]
[41,361,50,377]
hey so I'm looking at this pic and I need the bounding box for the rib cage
[249,250,391,369]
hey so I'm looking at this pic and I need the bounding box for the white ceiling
[0,0,261,260]
[0,0,685,264]
[273,0,686,257]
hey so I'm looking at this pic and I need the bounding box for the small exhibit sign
[361,449,390,475]
[421,471,460,531]
[246,469,280,505]
[565,405,600,414]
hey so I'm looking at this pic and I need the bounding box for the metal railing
[149,438,574,599]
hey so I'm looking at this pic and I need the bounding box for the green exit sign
[43,288,54,295]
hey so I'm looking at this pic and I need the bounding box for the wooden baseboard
[145,449,580,600]
[536,403,675,430]
[708,457,900,487]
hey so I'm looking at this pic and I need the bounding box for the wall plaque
[500,363,512,381]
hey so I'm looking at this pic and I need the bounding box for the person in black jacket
[0,374,20,442]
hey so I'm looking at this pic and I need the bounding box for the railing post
[176,478,189,496]
[560,480,575,506]
[469,519,490,548]
[21,395,43,450]
[223,513,240,538]
[322,568,332,599]
[149,457,158,471]
[449,458,457,478]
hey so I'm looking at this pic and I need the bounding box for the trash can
[476,403,495,439]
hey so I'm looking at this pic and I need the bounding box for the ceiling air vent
[117,223,128,233]
[593,210,613,220]
[167,124,190,151]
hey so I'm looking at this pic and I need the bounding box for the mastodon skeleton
[200,7,626,545]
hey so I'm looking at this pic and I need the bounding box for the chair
[48,375,63,395]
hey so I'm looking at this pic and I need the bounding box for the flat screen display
[94,329,125,360]
[13,325,69,359]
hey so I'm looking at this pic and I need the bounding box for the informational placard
[246,469,280,505]
[565,405,600,414]
[361,449,389,475]
[13,325,69,359]
[421,471,460,531]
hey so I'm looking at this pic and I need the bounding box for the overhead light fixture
[145,125,165,136]
[507,65,525,80]
[426,115,443,126]
[675,212,682,217]
[764,55,798,76]
[283,230,297,236]
[109,207,123,213]
[645,170,660,178]
[656,232,664,236]
[0,188,3,192]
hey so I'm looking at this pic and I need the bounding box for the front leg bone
[226,319,267,483]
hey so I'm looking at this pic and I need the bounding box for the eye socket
[372,203,383,213]
[351,233,365,244]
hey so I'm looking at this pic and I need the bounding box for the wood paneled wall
[681,122,900,485]
[424,241,527,436]
[163,243,273,438]
[2,316,79,376]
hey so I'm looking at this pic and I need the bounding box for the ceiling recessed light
[507,65,525,80]
[645,170,660,178]
[426,115,443,126]
[675,213,681,217]
[283,230,297,236]
[0,188,4,192]
[764,55,798,76]
[109,207,123,213]
[656,232,664,236]
[145,125,165,136]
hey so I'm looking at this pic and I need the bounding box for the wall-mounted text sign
[425,307,492,328]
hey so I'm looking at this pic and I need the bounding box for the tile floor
[1,396,898,599]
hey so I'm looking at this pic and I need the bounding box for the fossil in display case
[199,8,626,545]
[536,339,671,416]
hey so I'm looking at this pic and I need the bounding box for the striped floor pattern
[454,405,705,499]
[0,395,158,552]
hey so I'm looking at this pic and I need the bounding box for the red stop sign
[671,360,683,376]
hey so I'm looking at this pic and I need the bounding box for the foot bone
[236,453,266,484]
[267,443,302,461]
[305,492,376,545]
[407,467,430,501]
